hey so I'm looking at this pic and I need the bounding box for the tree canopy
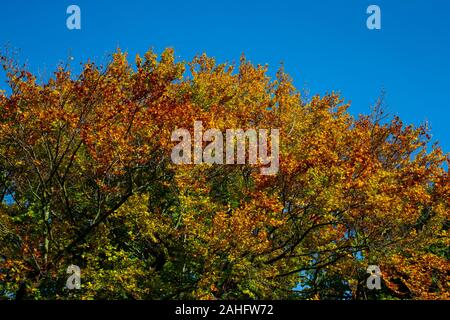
[0,49,448,300]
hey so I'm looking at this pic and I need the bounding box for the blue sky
[1,0,449,153]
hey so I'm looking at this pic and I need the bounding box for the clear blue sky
[1,0,449,153]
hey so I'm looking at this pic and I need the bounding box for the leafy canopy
[0,49,448,300]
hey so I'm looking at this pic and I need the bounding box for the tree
[0,49,448,300]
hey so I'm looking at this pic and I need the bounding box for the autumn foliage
[0,49,448,300]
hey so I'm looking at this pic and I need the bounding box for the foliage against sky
[0,49,449,300]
